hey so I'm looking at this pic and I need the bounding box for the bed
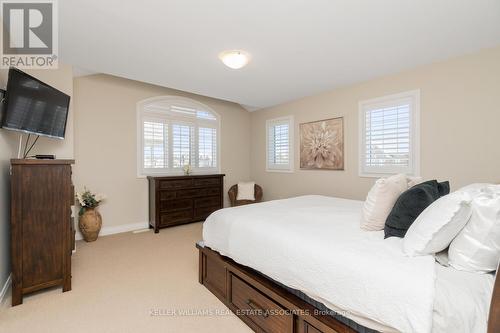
[199,195,498,333]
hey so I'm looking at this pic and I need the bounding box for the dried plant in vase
[76,188,105,242]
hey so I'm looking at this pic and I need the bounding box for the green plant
[76,188,105,216]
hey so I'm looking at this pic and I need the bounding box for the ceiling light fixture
[219,50,250,69]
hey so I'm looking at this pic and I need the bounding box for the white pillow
[361,174,408,231]
[407,176,423,188]
[403,191,472,256]
[448,191,500,273]
[236,181,255,201]
[458,183,492,197]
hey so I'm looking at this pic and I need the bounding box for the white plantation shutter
[198,127,217,168]
[138,96,220,176]
[171,124,193,167]
[365,104,410,168]
[359,91,420,176]
[143,121,166,169]
[266,116,294,171]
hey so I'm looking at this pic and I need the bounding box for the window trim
[136,96,221,178]
[266,115,294,173]
[358,90,420,178]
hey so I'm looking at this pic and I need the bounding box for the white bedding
[202,195,494,333]
[433,264,493,333]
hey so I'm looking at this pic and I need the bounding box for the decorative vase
[79,208,102,242]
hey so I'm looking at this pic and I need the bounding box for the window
[359,90,420,177]
[137,96,220,176]
[266,116,294,172]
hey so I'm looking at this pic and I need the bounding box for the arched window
[137,96,220,176]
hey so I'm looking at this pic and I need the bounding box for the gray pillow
[384,180,450,238]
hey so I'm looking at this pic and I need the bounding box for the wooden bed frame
[197,244,500,333]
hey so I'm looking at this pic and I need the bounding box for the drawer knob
[245,299,269,318]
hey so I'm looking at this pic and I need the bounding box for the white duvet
[203,195,437,333]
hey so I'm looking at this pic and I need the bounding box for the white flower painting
[300,117,344,170]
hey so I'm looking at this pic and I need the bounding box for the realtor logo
[1,0,58,68]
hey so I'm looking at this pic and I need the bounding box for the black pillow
[384,180,450,238]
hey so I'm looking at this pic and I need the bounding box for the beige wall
[73,74,251,230]
[0,65,73,293]
[250,46,500,201]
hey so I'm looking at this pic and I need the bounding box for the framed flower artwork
[300,117,344,170]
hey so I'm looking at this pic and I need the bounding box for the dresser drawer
[194,196,221,208]
[159,198,193,212]
[160,209,193,226]
[176,187,220,199]
[194,206,220,220]
[298,319,341,333]
[230,274,293,333]
[159,191,176,201]
[159,178,193,189]
[303,322,326,333]
[193,177,221,187]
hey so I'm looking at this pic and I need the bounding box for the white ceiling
[60,0,500,110]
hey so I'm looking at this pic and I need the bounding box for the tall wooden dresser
[10,159,75,306]
[148,174,224,233]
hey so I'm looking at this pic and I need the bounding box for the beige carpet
[0,222,252,333]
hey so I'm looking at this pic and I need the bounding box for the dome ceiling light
[219,50,250,69]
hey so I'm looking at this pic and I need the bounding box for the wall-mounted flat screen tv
[0,68,70,139]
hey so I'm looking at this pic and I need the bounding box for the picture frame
[300,117,344,170]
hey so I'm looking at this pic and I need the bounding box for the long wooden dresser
[10,159,75,306]
[148,174,225,233]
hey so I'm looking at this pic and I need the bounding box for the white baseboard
[0,275,11,305]
[75,222,149,241]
